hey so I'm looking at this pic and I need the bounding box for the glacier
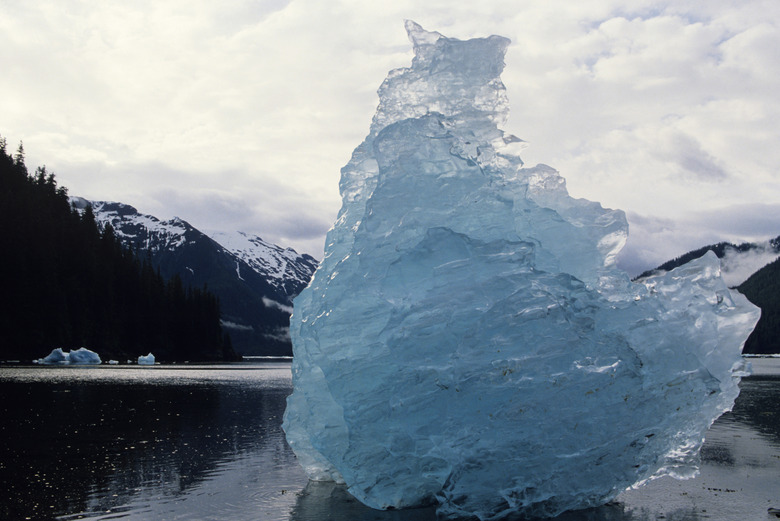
[282,21,761,520]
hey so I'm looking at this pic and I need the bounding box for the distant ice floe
[36,347,102,365]
[138,353,156,365]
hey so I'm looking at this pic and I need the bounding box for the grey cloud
[624,211,675,234]
[689,203,780,238]
[619,205,780,278]
[616,244,657,278]
[5,1,778,266]
[50,154,336,257]
[146,180,335,257]
[209,0,292,34]
[257,211,332,241]
[669,134,728,181]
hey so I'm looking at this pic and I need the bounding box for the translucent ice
[38,348,69,365]
[38,347,102,365]
[138,353,155,365]
[68,347,102,364]
[282,21,760,520]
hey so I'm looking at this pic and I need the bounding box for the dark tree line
[738,257,780,355]
[0,136,237,362]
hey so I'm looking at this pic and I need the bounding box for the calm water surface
[0,359,778,521]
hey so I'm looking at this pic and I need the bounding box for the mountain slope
[72,198,317,356]
[0,140,233,362]
[738,258,780,355]
[206,230,318,298]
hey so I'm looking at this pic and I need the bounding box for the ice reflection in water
[0,359,778,521]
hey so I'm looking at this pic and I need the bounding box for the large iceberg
[282,21,760,520]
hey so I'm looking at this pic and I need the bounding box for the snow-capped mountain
[206,230,318,298]
[69,197,318,356]
[79,198,191,252]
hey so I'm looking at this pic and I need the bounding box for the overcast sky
[2,0,778,275]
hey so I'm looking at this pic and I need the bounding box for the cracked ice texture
[282,21,760,520]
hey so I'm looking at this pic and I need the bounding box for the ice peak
[404,20,509,76]
[404,20,443,49]
[371,21,511,136]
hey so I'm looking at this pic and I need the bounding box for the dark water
[0,359,778,521]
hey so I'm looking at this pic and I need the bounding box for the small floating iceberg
[68,348,101,364]
[37,347,102,365]
[137,353,155,365]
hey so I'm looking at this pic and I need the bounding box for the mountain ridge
[205,229,318,298]
[0,140,234,362]
[71,197,318,356]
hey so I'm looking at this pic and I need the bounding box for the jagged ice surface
[37,347,102,365]
[138,353,156,365]
[282,21,760,520]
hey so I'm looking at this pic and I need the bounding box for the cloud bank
[1,1,778,274]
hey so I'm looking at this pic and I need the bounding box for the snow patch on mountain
[71,197,318,294]
[72,197,189,252]
[207,230,318,293]
[68,196,316,356]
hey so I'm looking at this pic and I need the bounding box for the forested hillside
[738,258,780,355]
[80,200,317,356]
[0,136,238,362]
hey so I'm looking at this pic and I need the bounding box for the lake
[0,358,778,521]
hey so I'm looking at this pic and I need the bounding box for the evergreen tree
[0,134,236,362]
[14,141,25,170]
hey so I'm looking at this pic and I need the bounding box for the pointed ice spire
[404,19,443,49]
